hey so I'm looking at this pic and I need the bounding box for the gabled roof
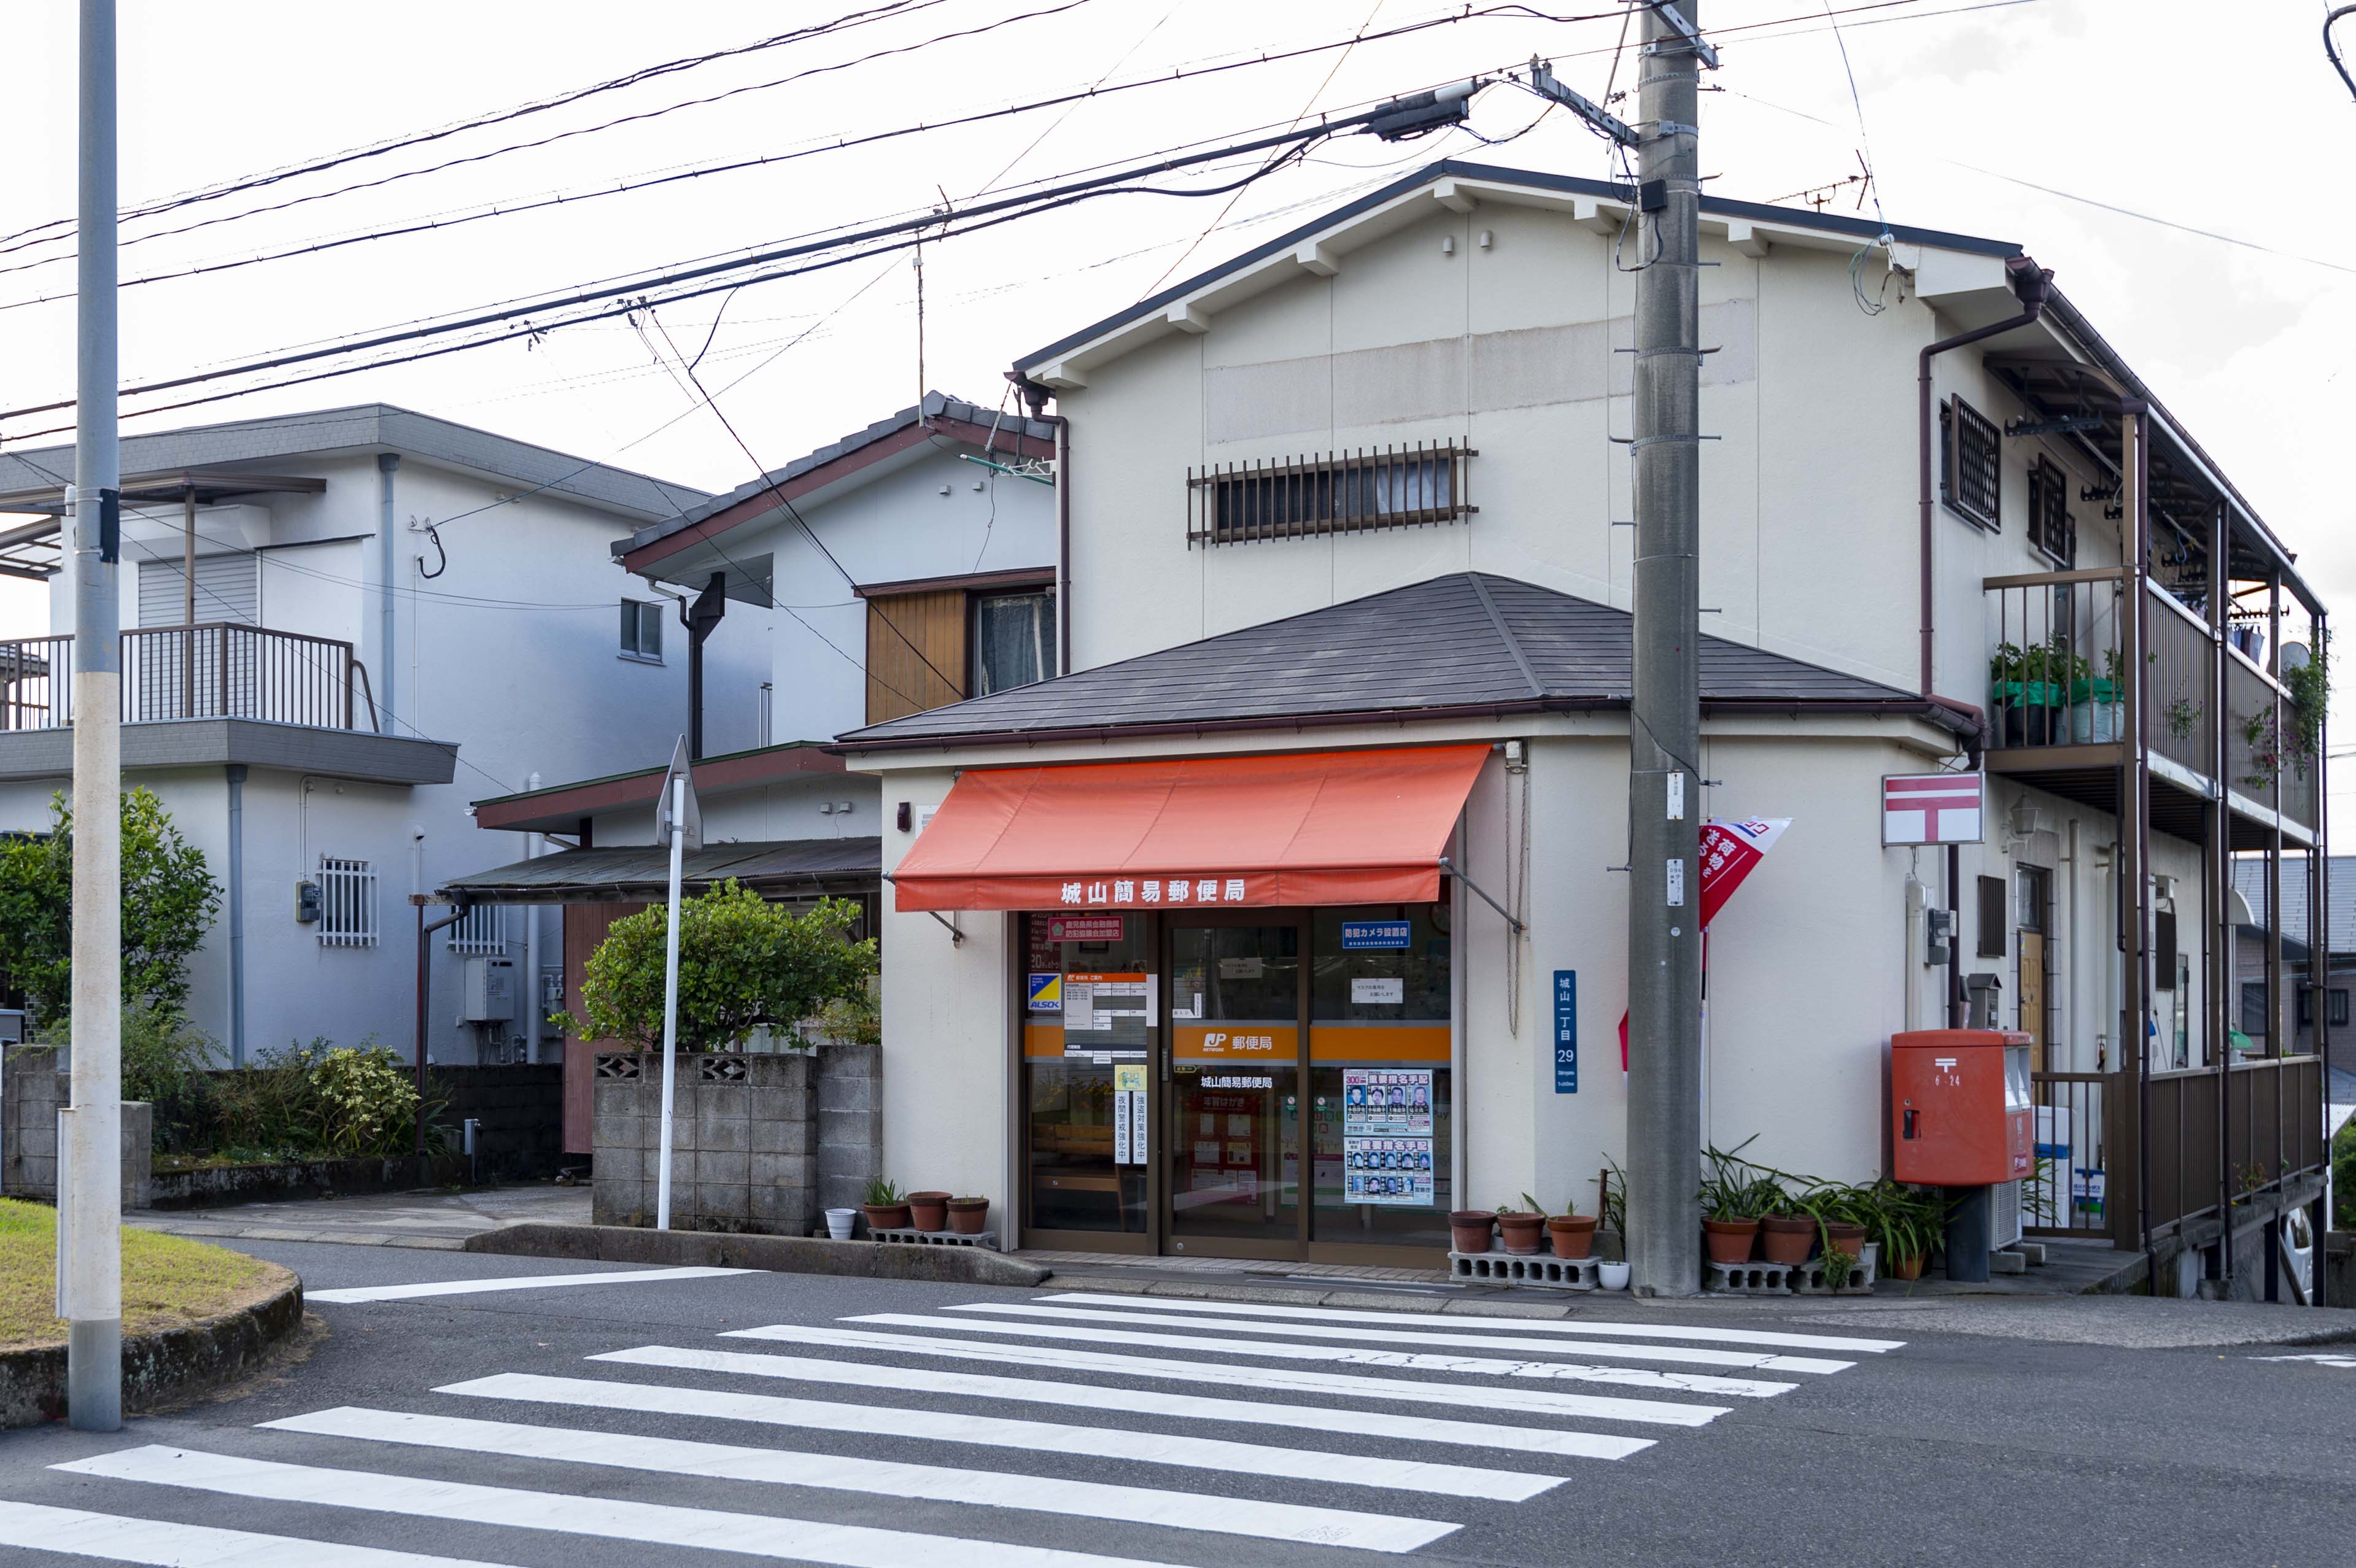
[834,572,1978,752]
[471,740,843,835]
[1012,158,2020,387]
[441,836,878,905]
[614,390,1056,574]
[0,403,707,525]
[2234,855,2356,956]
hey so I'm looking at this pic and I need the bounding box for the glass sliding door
[1166,921,1303,1250]
[1309,905,1454,1251]
[1021,913,1153,1242]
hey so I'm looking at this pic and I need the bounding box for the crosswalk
[7,1279,1905,1566]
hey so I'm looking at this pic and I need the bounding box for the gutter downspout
[1009,373,1069,676]
[225,765,247,1068]
[377,454,398,722]
[1917,256,2053,695]
[415,894,469,1183]
[524,771,541,1066]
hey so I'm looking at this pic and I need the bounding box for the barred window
[1187,443,1475,547]
[1940,397,2001,529]
[446,902,505,955]
[2028,457,2075,566]
[315,857,377,948]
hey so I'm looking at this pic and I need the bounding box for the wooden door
[2018,929,2048,1072]
[560,900,646,1154]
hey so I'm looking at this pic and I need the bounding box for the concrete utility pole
[65,0,125,1431]
[1625,1,1708,1298]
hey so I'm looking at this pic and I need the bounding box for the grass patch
[0,1197,279,1351]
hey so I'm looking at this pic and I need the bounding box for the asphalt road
[1,1238,2350,1567]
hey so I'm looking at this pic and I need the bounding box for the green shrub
[0,787,220,1025]
[207,1038,446,1162]
[2335,1120,2355,1232]
[31,1002,220,1153]
[557,882,877,1054]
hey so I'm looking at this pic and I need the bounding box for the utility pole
[65,0,125,1431]
[1625,1,1709,1299]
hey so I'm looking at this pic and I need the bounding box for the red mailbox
[1891,1029,2033,1185]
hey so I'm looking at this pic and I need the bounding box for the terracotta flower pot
[945,1197,990,1235]
[1546,1215,1598,1260]
[1496,1211,1546,1256]
[1449,1210,1496,1254]
[1702,1217,1761,1264]
[1890,1251,1928,1281]
[861,1203,911,1232]
[1761,1215,1816,1265]
[1823,1222,1870,1261]
[907,1191,951,1232]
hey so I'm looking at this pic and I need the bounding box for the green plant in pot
[2069,646,2128,743]
[1593,1156,1629,1262]
[1495,1200,1547,1257]
[1529,1192,1598,1261]
[945,1194,990,1235]
[1988,639,2082,747]
[1697,1143,1785,1264]
[860,1176,910,1232]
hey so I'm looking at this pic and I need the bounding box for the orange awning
[891,744,1489,913]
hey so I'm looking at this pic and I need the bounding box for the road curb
[0,1269,305,1429]
[464,1221,1052,1287]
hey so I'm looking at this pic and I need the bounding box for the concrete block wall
[591,1051,816,1235]
[1,1046,153,1208]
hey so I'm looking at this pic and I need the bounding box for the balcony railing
[0,624,377,732]
[1982,566,2130,751]
[2145,1056,2325,1237]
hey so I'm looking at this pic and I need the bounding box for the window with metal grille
[1187,443,1475,547]
[2028,457,2075,565]
[446,902,505,955]
[619,599,664,662]
[315,857,377,948]
[2295,986,2349,1030]
[1940,398,2001,529]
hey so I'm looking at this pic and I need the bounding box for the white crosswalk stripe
[20,1288,1904,1566]
[594,1342,1659,1460]
[839,1310,1804,1396]
[306,1265,753,1304]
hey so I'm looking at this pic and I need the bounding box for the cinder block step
[1989,1248,2029,1275]
[1704,1259,1796,1294]
[1447,1250,1598,1289]
[869,1226,1000,1251]
[1792,1244,1879,1296]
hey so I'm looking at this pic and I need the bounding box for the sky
[2,0,2352,800]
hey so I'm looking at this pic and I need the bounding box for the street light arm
[2330,5,2356,101]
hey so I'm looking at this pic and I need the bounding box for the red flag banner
[1622,818,1791,1070]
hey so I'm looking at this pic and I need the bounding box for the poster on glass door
[1342,1068,1433,1136]
[1343,1137,1435,1205]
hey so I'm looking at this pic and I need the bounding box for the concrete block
[750,1116,811,1156]
[592,1081,638,1118]
[817,1074,873,1114]
[816,1143,879,1182]
[818,1107,882,1149]
[595,1180,645,1221]
[1990,1249,2029,1275]
[750,1087,809,1124]
[697,1110,751,1153]
[591,1114,638,1153]
[750,1151,812,1188]
[697,1183,751,1221]
[698,1080,750,1118]
[695,1151,749,1187]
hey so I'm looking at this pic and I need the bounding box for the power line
[0,0,955,255]
[0,0,1589,308]
[0,95,1425,439]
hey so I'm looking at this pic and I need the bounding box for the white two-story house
[446,391,1059,1152]
[0,403,727,1070]
[834,160,2328,1296]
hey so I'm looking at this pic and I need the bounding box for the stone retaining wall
[592,1045,880,1236]
[0,1270,304,1429]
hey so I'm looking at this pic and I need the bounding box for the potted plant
[1760,1211,1816,1265]
[1989,639,2078,747]
[945,1194,990,1235]
[1495,1202,1546,1256]
[859,1177,910,1232]
[1529,1193,1598,1260]
[1593,1157,1629,1262]
[1698,1145,1784,1264]
[1839,1178,1945,1281]
[2069,646,2126,743]
[907,1191,951,1232]
[1597,1258,1631,1290]
[1449,1209,1497,1254]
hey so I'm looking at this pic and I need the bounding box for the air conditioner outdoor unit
[1993,1178,2025,1250]
[461,956,516,1023]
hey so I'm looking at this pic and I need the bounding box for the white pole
[66,0,124,1432]
[654,776,686,1230]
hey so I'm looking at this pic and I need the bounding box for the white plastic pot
[1597,1261,1632,1291]
[824,1207,857,1241]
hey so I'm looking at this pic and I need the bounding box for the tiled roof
[837,572,1974,748]
[2233,855,2356,955]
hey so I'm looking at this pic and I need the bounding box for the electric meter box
[460,956,516,1023]
[1891,1029,2033,1186]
